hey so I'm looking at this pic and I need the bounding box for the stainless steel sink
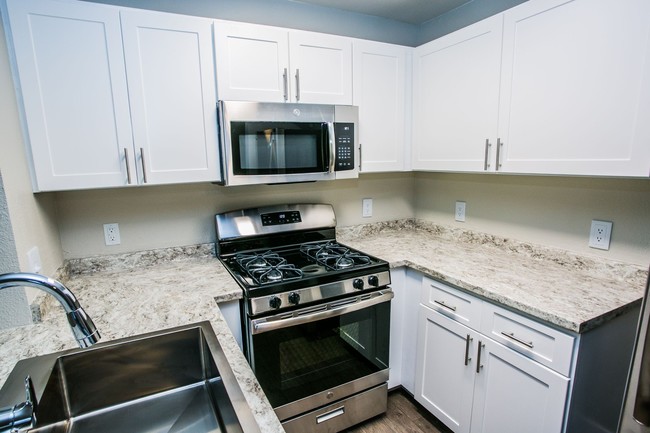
[0,322,260,433]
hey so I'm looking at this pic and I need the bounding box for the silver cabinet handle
[495,138,503,171]
[123,148,132,184]
[359,144,363,171]
[434,299,457,312]
[501,331,534,349]
[317,407,345,424]
[295,69,300,102]
[464,334,473,366]
[140,148,148,184]
[476,340,484,374]
[282,68,288,101]
[484,139,491,170]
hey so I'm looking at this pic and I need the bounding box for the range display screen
[261,211,302,226]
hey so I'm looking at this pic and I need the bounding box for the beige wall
[0,20,63,285]
[55,173,415,258]
[414,172,650,266]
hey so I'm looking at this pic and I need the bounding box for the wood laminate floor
[343,389,453,433]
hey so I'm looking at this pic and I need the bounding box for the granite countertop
[338,220,648,333]
[0,220,647,432]
[0,245,285,433]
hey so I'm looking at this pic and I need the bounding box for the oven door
[248,289,393,421]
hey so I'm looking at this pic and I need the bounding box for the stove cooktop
[220,240,388,297]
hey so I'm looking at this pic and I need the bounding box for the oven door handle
[251,290,394,335]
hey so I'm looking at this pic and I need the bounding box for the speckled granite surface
[0,247,284,433]
[0,220,647,432]
[338,219,648,333]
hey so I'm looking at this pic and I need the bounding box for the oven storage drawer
[282,383,387,433]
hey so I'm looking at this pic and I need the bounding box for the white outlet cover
[103,223,121,246]
[589,220,612,250]
[455,201,466,222]
[362,198,373,218]
[27,246,42,273]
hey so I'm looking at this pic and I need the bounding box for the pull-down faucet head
[0,273,100,348]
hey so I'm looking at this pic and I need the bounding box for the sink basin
[0,322,259,433]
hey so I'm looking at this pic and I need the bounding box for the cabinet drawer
[480,302,575,376]
[421,277,483,330]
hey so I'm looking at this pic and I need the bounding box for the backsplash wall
[414,172,650,266]
[55,173,415,258]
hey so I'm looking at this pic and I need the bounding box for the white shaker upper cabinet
[213,21,289,103]
[3,0,134,191]
[412,15,503,172]
[121,10,220,185]
[214,21,352,104]
[289,31,352,104]
[353,40,410,172]
[497,0,650,176]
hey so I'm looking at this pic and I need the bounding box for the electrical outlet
[455,201,466,222]
[589,220,612,250]
[362,198,373,218]
[103,223,121,246]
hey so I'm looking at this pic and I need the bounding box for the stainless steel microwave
[217,100,358,186]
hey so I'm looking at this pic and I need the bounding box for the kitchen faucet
[0,272,101,432]
[0,273,100,348]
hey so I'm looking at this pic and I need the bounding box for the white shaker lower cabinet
[470,337,568,433]
[415,277,572,433]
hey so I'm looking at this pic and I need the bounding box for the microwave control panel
[334,123,355,171]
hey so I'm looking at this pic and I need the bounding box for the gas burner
[300,241,372,270]
[235,251,303,285]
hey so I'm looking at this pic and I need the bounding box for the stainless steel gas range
[215,203,392,433]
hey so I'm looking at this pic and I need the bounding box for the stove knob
[269,296,282,310]
[288,292,301,305]
[353,278,365,290]
[368,275,379,287]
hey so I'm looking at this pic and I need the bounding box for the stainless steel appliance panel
[619,270,650,433]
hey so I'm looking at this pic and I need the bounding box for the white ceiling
[290,0,472,25]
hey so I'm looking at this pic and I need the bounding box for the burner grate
[235,251,303,285]
[300,241,372,270]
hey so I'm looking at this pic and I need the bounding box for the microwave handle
[251,290,394,335]
[328,122,336,173]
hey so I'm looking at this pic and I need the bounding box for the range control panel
[261,211,302,226]
[334,123,355,171]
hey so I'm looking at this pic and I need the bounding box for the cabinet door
[412,15,502,172]
[470,338,569,433]
[4,0,134,191]
[121,10,220,185]
[415,305,476,433]
[289,31,352,104]
[353,40,409,172]
[498,0,650,176]
[214,21,289,102]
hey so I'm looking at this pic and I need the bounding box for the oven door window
[249,300,390,409]
[230,121,329,175]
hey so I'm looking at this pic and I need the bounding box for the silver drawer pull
[501,331,534,349]
[464,334,473,366]
[317,407,345,424]
[434,299,457,312]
